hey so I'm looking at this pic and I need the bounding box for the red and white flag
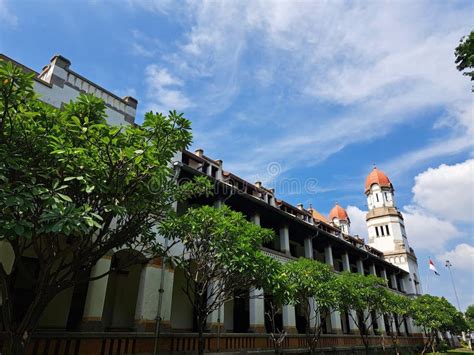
[429,259,440,276]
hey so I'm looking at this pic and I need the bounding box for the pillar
[324,245,334,267]
[341,252,350,272]
[252,212,261,226]
[280,225,290,255]
[308,297,320,329]
[249,288,265,333]
[356,258,364,274]
[135,258,174,332]
[207,281,224,332]
[390,274,398,290]
[369,264,377,276]
[304,237,313,259]
[81,257,111,330]
[282,304,297,333]
[329,309,343,334]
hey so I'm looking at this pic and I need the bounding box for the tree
[455,31,474,86]
[334,272,390,355]
[158,205,276,355]
[411,295,466,354]
[283,258,336,354]
[262,260,293,355]
[465,304,474,331]
[382,292,413,355]
[0,60,210,355]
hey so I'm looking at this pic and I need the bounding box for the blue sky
[1,0,473,310]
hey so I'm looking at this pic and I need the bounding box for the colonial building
[0,54,424,354]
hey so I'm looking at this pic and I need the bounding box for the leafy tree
[411,295,466,354]
[455,31,474,87]
[262,260,293,355]
[382,292,413,355]
[334,272,390,355]
[283,258,336,354]
[465,304,474,330]
[158,205,276,355]
[0,60,210,355]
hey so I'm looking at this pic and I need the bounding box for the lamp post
[445,260,462,312]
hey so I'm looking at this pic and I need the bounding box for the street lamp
[445,260,462,312]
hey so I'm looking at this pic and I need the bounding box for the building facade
[0,54,425,354]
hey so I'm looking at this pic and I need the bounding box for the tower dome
[328,203,350,234]
[365,167,392,193]
[328,203,349,222]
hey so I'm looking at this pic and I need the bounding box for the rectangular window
[376,193,379,202]
[385,225,390,236]
[380,225,385,236]
[375,226,379,237]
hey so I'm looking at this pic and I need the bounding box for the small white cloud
[346,205,368,239]
[0,0,17,27]
[144,65,192,113]
[437,243,474,271]
[412,159,474,222]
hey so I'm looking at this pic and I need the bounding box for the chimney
[269,188,275,195]
[297,203,304,210]
[195,149,204,157]
[255,181,262,189]
[123,96,138,109]
[216,159,223,166]
[50,55,71,70]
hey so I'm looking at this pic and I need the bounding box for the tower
[329,203,350,235]
[365,167,422,295]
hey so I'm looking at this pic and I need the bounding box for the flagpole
[426,256,430,294]
[445,260,462,312]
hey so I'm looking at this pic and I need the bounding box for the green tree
[465,304,474,330]
[334,272,390,355]
[158,205,276,355]
[411,295,466,354]
[0,60,210,355]
[262,261,293,355]
[283,258,336,354]
[455,31,474,86]
[382,292,413,355]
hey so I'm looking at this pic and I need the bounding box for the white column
[330,309,343,334]
[308,297,320,329]
[282,304,297,333]
[341,254,358,333]
[324,245,334,267]
[375,312,386,334]
[390,274,398,290]
[304,237,314,259]
[249,288,265,333]
[207,282,224,331]
[135,260,174,331]
[81,257,111,330]
[356,259,364,274]
[369,264,377,276]
[280,225,290,254]
[252,212,261,226]
[341,252,350,272]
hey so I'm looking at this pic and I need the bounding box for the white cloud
[346,205,369,239]
[0,0,17,27]
[437,243,474,271]
[144,65,192,113]
[402,206,462,252]
[412,159,474,222]
[128,1,472,180]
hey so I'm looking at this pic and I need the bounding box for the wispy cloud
[129,0,472,182]
[144,65,192,113]
[0,0,17,27]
